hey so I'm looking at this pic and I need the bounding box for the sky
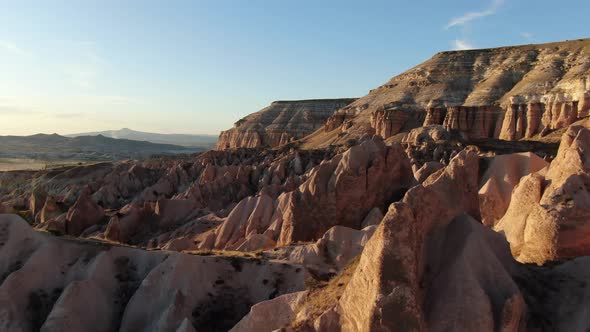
[1,0,589,136]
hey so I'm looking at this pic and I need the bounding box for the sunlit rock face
[217,99,356,150]
[211,136,415,250]
[309,38,590,147]
[495,124,590,264]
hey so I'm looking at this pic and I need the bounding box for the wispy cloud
[453,39,475,50]
[445,0,504,29]
[0,40,32,57]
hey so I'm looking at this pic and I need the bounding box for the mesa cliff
[303,38,590,147]
[217,99,356,150]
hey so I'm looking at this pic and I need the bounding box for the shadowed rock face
[306,38,590,148]
[0,215,305,332]
[217,99,357,150]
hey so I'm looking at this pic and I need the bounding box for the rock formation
[478,152,549,227]
[306,38,590,147]
[210,136,414,250]
[237,139,590,331]
[495,124,590,264]
[1,37,590,332]
[0,215,304,331]
[217,99,356,150]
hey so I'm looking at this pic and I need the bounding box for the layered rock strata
[217,99,356,150]
[309,39,590,147]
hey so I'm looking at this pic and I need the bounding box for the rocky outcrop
[230,291,308,332]
[478,152,549,227]
[307,38,590,147]
[413,161,444,183]
[495,124,590,264]
[263,149,525,330]
[64,190,105,236]
[338,209,523,332]
[275,137,413,245]
[212,136,414,250]
[0,214,305,331]
[217,99,356,150]
[435,105,502,139]
[232,145,590,331]
[370,107,416,139]
[0,146,341,249]
[270,224,377,278]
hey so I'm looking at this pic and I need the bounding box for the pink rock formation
[442,106,502,139]
[370,107,413,138]
[495,124,590,264]
[155,199,199,228]
[105,203,149,243]
[478,152,549,226]
[209,137,413,250]
[65,190,105,236]
[276,137,414,245]
[338,208,523,332]
[0,214,305,331]
[257,149,534,331]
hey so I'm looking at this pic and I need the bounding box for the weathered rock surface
[337,209,522,332]
[217,99,356,150]
[305,38,590,147]
[271,224,377,278]
[495,124,590,264]
[211,136,414,249]
[0,147,339,250]
[230,291,308,332]
[65,190,105,236]
[0,214,305,331]
[252,144,590,331]
[478,152,549,226]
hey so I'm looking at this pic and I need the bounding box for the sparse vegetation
[291,256,361,330]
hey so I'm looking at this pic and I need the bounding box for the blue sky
[1,0,589,135]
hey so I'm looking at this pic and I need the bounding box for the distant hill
[0,133,199,161]
[66,128,218,148]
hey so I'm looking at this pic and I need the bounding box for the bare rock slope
[0,214,304,332]
[217,99,356,150]
[303,38,590,148]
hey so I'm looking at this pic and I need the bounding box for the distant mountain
[0,133,199,161]
[66,128,218,148]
